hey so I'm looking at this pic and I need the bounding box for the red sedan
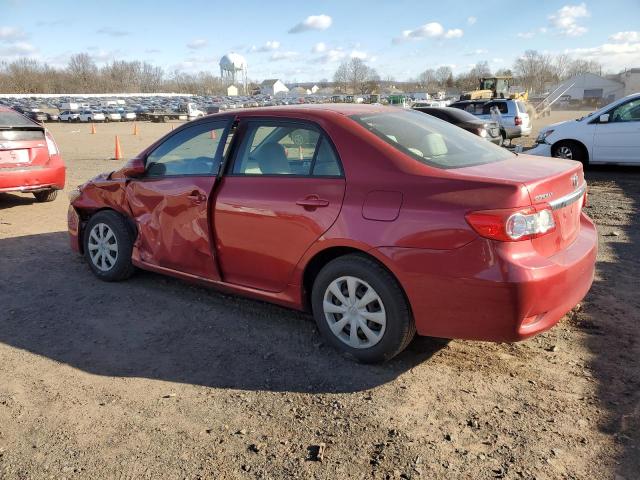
[68,105,596,362]
[0,107,65,202]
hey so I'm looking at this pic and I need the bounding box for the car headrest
[257,142,290,174]
[420,133,448,157]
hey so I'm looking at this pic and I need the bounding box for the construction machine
[460,76,528,101]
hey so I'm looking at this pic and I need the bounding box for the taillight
[466,205,555,242]
[45,130,58,156]
[514,116,522,126]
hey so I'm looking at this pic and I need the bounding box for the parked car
[58,110,80,122]
[78,110,105,122]
[0,107,65,202]
[121,111,137,121]
[528,93,640,165]
[450,99,532,142]
[45,112,59,122]
[413,106,503,145]
[103,110,122,122]
[68,105,596,362]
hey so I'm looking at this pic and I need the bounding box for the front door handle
[187,191,207,204]
[296,195,329,209]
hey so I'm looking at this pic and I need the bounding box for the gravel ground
[0,113,638,479]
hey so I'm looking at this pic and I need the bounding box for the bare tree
[435,66,453,87]
[333,58,379,94]
[418,68,436,90]
[513,50,555,94]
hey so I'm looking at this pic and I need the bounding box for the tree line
[332,50,604,95]
[0,50,606,96]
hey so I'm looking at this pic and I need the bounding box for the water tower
[219,53,248,94]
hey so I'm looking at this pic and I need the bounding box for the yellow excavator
[460,76,528,101]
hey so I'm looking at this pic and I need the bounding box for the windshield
[350,109,513,169]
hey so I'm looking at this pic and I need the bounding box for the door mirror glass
[599,114,609,123]
[121,157,145,177]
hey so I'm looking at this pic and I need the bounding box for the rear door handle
[187,191,207,204]
[296,196,329,208]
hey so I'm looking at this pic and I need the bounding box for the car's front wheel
[311,254,415,363]
[84,210,135,281]
[552,140,588,165]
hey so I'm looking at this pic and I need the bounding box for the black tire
[311,254,415,363]
[33,189,58,202]
[84,210,136,282]
[552,140,588,165]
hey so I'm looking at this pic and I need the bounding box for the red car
[68,105,596,362]
[0,107,65,202]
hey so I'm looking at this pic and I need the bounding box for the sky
[1,0,639,83]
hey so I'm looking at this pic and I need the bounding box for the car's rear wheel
[311,254,415,363]
[552,140,588,165]
[84,210,135,282]
[33,189,58,202]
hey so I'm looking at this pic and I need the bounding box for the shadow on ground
[0,192,36,210]
[0,231,447,395]
[582,166,640,478]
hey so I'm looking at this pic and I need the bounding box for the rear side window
[232,122,342,176]
[351,109,512,169]
[0,110,36,128]
[516,101,528,114]
[483,102,508,114]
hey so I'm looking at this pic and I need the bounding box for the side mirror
[599,114,609,123]
[121,157,145,177]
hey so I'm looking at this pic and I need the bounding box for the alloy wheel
[323,276,387,349]
[556,145,573,159]
[87,223,118,272]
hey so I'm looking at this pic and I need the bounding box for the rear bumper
[375,213,597,342]
[505,125,532,139]
[0,164,66,193]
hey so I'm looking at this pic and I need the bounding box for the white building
[619,68,640,96]
[260,79,289,96]
[551,73,625,103]
[227,85,238,97]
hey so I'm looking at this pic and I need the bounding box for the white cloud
[187,39,208,50]
[251,40,280,52]
[0,41,36,57]
[393,22,463,44]
[467,16,477,25]
[315,48,347,63]
[517,31,536,39]
[97,27,130,37]
[549,3,589,37]
[0,26,27,42]
[609,31,639,43]
[564,41,640,71]
[350,50,368,60]
[444,28,463,39]
[270,51,299,61]
[312,42,326,53]
[289,14,332,33]
[464,48,488,56]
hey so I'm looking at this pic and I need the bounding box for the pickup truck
[141,102,205,123]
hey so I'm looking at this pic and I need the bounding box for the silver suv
[450,99,532,141]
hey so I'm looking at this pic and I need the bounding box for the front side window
[232,122,342,176]
[610,98,640,123]
[351,109,513,169]
[145,122,229,177]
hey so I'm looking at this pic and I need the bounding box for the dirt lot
[1,112,639,479]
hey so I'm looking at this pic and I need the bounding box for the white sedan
[528,93,640,165]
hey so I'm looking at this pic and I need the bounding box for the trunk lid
[0,128,49,168]
[456,154,585,256]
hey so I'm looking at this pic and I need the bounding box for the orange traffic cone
[90,123,97,134]
[114,136,123,160]
[132,122,138,136]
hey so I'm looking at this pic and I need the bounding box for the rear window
[350,109,512,169]
[482,102,508,114]
[0,110,37,128]
[0,130,45,141]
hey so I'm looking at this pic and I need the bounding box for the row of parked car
[57,110,137,122]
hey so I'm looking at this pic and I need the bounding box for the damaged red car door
[126,120,231,280]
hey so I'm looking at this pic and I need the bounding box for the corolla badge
[535,192,553,201]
